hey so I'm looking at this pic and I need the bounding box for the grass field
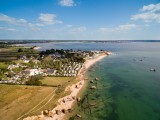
[0,62,9,69]
[40,77,76,87]
[0,77,78,120]
[0,46,39,62]
[0,84,55,120]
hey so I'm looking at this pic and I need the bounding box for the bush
[26,79,42,86]
[26,74,43,86]
[18,48,23,52]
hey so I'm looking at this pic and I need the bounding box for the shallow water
[74,50,160,120]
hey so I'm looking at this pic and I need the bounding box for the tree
[18,48,23,52]
[26,75,43,86]
[28,60,35,68]
[12,67,23,74]
[26,79,42,86]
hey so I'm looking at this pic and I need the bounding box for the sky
[0,0,160,40]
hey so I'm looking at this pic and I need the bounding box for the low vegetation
[0,62,9,79]
[0,84,55,120]
[0,76,78,119]
[26,75,43,86]
[0,45,39,62]
[40,77,76,87]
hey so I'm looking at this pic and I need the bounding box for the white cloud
[98,28,112,32]
[35,23,44,26]
[98,24,137,33]
[0,13,28,25]
[0,13,62,26]
[69,26,87,33]
[141,4,156,11]
[118,24,137,30]
[0,27,18,31]
[59,0,75,7]
[131,3,160,23]
[66,25,73,28]
[38,13,62,25]
[17,19,27,23]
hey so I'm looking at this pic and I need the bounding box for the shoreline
[24,53,109,120]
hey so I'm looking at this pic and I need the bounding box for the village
[0,48,107,85]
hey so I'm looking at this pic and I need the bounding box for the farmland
[0,76,77,120]
[40,77,76,87]
[0,46,39,62]
[0,84,56,120]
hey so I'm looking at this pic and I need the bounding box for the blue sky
[0,0,160,40]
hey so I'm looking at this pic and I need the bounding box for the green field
[0,46,39,62]
[40,77,76,86]
[0,62,9,69]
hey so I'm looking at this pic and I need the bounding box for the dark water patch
[132,92,142,98]
[108,73,128,98]
[94,93,101,99]
[123,95,128,99]
[152,108,160,114]
[106,103,119,120]
[121,69,130,73]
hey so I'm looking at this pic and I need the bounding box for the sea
[23,41,160,120]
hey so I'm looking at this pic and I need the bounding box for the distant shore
[24,53,109,120]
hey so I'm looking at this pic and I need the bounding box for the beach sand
[33,46,41,50]
[23,54,108,120]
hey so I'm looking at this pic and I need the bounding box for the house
[32,60,40,64]
[8,64,19,70]
[46,69,57,76]
[12,75,21,81]
[22,69,43,76]
[29,69,43,76]
[20,55,27,60]
[49,53,61,58]
[22,70,30,76]
[23,60,30,63]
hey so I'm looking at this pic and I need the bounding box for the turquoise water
[70,51,160,120]
[23,42,160,120]
[81,51,160,120]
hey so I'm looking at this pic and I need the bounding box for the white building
[8,64,19,70]
[46,69,57,76]
[27,69,43,76]
[23,60,30,63]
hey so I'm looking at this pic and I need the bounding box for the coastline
[24,53,109,120]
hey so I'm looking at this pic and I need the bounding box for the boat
[150,68,156,72]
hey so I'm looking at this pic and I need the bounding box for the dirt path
[17,88,57,120]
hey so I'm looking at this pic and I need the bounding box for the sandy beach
[24,53,108,120]
[84,54,108,70]
[33,46,41,50]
